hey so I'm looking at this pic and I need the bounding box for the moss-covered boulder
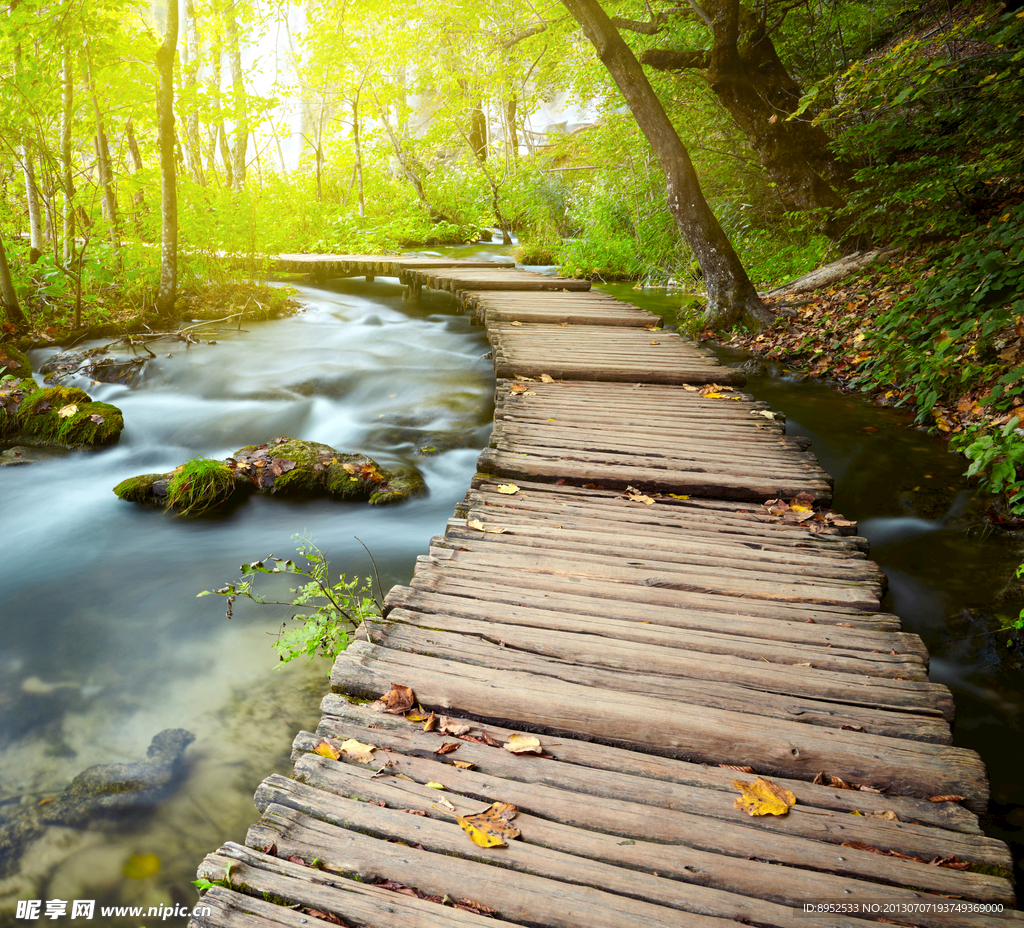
[113,437,427,513]
[0,344,31,380]
[15,385,124,448]
[0,378,37,438]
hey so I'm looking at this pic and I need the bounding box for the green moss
[968,861,1013,879]
[16,387,124,448]
[0,345,32,380]
[368,465,428,505]
[113,473,167,503]
[166,458,237,515]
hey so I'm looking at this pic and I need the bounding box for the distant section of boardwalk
[191,258,1019,928]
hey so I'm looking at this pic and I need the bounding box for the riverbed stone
[41,346,149,387]
[113,437,427,512]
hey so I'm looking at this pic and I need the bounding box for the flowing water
[2,250,1022,924]
[0,273,495,923]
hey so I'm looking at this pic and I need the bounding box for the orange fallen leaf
[435,742,461,755]
[374,683,415,714]
[928,795,966,803]
[451,760,475,770]
[733,777,796,816]
[718,764,755,773]
[423,712,437,732]
[314,741,341,760]
[457,801,520,848]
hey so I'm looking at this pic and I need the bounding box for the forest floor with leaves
[715,243,1024,522]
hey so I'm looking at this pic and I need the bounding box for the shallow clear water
[0,275,495,923]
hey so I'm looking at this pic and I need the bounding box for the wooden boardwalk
[192,259,1018,928]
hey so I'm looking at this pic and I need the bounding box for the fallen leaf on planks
[754,410,778,420]
[510,320,523,326]
[869,810,900,822]
[503,733,543,755]
[425,781,446,790]
[668,493,690,500]
[508,383,535,395]
[624,485,655,505]
[423,712,437,732]
[305,908,342,924]
[813,771,885,792]
[513,373,535,381]
[439,716,471,735]
[467,519,506,534]
[457,801,521,848]
[400,809,427,816]
[435,742,461,755]
[405,707,429,722]
[733,777,796,817]
[436,796,457,813]
[718,764,755,773]
[451,760,475,770]
[314,741,341,760]
[373,683,415,714]
[928,794,966,803]
[495,483,520,494]
[539,373,555,383]
[682,384,699,391]
[338,738,376,764]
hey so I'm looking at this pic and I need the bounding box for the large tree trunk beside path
[561,0,771,330]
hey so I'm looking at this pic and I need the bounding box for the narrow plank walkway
[191,260,1018,928]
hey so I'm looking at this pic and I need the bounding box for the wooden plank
[248,804,716,928]
[331,640,988,807]
[290,730,1009,877]
[387,582,929,660]
[318,696,979,832]
[259,769,1010,928]
[196,848,504,928]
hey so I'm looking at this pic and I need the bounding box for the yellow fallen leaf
[452,760,475,770]
[625,486,655,505]
[314,741,341,760]
[456,801,520,848]
[733,777,796,817]
[405,707,429,722]
[338,738,376,764]
[510,320,523,326]
[426,781,446,790]
[467,519,506,534]
[539,373,555,383]
[57,404,79,418]
[682,384,699,391]
[512,373,535,381]
[790,504,813,513]
[650,340,660,345]
[702,392,724,399]
[123,853,160,880]
[496,484,519,494]
[668,493,690,500]
[503,733,543,755]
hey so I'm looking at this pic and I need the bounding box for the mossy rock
[0,377,38,438]
[16,385,124,448]
[114,438,427,513]
[0,344,31,380]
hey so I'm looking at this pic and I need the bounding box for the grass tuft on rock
[166,458,237,515]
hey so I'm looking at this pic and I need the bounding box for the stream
[1,247,1021,925]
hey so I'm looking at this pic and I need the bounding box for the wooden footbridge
[191,256,1018,928]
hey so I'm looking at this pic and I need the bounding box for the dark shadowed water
[0,274,494,924]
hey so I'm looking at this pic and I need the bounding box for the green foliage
[166,458,237,516]
[820,8,1024,244]
[963,418,1024,512]
[198,535,380,664]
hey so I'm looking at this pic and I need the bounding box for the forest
[1,0,1023,514]
[2,0,1024,922]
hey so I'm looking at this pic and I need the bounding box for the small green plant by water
[197,535,380,664]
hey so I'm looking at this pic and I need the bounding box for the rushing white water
[0,275,494,920]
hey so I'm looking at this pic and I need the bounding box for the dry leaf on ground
[733,777,797,816]
[457,801,521,848]
[928,794,966,803]
[373,683,415,714]
[439,716,471,735]
[58,404,79,418]
[624,485,655,505]
[314,741,341,761]
[503,733,543,755]
[495,483,519,494]
[451,760,475,770]
[338,738,376,764]
[539,373,555,383]
[435,742,461,755]
[467,519,506,534]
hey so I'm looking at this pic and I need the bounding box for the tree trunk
[84,42,121,256]
[155,0,179,317]
[223,0,248,190]
[0,230,28,332]
[182,0,207,185]
[561,0,770,329]
[21,143,43,263]
[639,0,851,236]
[469,100,488,162]
[352,93,365,219]
[377,102,437,220]
[125,117,147,234]
[60,45,75,267]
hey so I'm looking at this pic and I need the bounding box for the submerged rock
[0,445,69,467]
[0,344,32,380]
[6,383,124,448]
[40,346,149,387]
[0,729,194,878]
[113,437,427,513]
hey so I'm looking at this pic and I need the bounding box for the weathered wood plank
[331,640,987,807]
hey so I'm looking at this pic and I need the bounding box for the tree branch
[639,47,711,70]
